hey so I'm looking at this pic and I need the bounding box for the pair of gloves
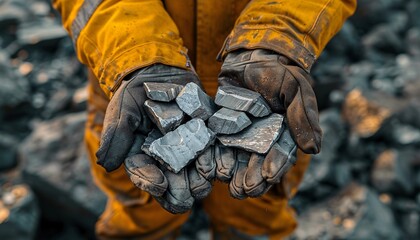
[96,49,322,214]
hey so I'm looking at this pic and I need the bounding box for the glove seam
[284,65,320,152]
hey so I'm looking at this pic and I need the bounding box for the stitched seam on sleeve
[302,0,332,49]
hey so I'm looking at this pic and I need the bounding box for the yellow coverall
[53,0,356,239]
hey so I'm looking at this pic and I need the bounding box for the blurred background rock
[0,0,419,239]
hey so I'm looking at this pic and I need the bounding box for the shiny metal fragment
[215,86,271,117]
[176,82,217,120]
[141,129,163,156]
[208,108,251,134]
[149,118,216,173]
[143,82,183,102]
[144,100,185,134]
[218,113,284,154]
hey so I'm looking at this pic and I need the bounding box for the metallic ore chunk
[144,100,185,134]
[149,118,216,173]
[208,108,251,134]
[215,86,271,117]
[176,82,217,120]
[143,82,183,102]
[141,129,163,156]
[218,113,284,154]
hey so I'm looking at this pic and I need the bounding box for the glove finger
[215,145,236,182]
[156,168,194,214]
[243,153,270,197]
[262,127,297,184]
[124,154,168,197]
[126,134,146,158]
[188,165,212,200]
[229,150,250,200]
[284,66,322,154]
[96,112,137,172]
[196,146,216,181]
[96,81,149,172]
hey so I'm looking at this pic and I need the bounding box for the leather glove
[153,163,213,214]
[96,64,202,199]
[218,126,297,199]
[125,142,215,214]
[218,49,319,199]
[218,49,322,154]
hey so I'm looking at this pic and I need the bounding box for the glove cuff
[217,28,315,72]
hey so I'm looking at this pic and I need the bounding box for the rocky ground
[0,0,419,239]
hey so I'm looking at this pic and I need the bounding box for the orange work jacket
[53,0,356,97]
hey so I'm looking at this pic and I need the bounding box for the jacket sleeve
[218,0,357,72]
[52,0,190,98]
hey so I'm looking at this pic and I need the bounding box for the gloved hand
[218,49,321,198]
[96,64,213,212]
[213,126,297,199]
[218,49,322,154]
[125,142,215,214]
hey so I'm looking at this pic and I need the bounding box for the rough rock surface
[17,19,67,46]
[342,89,407,138]
[218,113,283,154]
[298,109,347,193]
[144,82,183,102]
[291,183,401,240]
[141,128,163,156]
[0,184,39,240]
[176,82,217,120]
[371,149,414,194]
[144,100,185,134]
[19,112,106,229]
[0,133,18,171]
[208,108,251,135]
[150,118,215,173]
[215,86,271,117]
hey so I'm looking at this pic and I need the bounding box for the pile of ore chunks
[141,81,292,190]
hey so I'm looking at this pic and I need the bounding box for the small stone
[291,183,400,240]
[141,129,163,156]
[143,82,183,102]
[144,100,185,134]
[342,89,406,138]
[17,20,67,46]
[149,119,216,173]
[371,149,414,194]
[299,109,346,193]
[0,184,39,240]
[0,133,18,171]
[19,113,106,229]
[176,82,217,120]
[218,113,284,154]
[215,86,271,117]
[208,108,251,134]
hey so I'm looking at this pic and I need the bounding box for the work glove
[150,143,220,213]
[212,127,297,199]
[218,49,322,198]
[96,64,212,213]
[125,150,213,214]
[218,49,322,154]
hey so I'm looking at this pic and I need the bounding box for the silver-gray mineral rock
[176,82,216,120]
[218,113,283,154]
[144,100,185,134]
[141,129,163,156]
[149,118,216,173]
[208,108,251,134]
[215,86,272,117]
[143,82,183,102]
